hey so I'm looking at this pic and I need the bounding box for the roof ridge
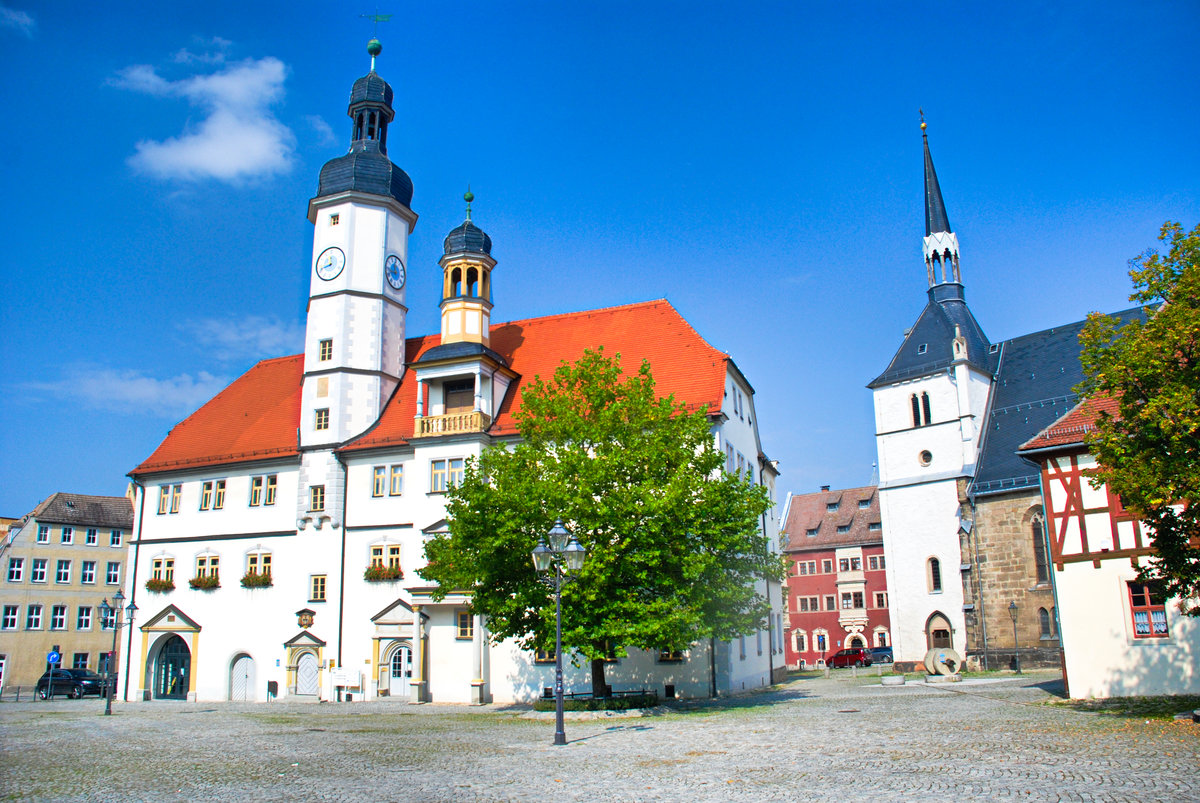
[488,297,671,329]
[994,305,1150,346]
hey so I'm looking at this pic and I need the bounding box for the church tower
[869,119,997,666]
[297,39,417,528]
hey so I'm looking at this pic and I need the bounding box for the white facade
[874,358,992,664]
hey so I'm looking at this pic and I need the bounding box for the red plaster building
[781,485,890,668]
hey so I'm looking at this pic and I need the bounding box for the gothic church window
[928,557,942,592]
[1032,514,1049,583]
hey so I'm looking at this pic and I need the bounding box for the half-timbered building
[1019,398,1200,697]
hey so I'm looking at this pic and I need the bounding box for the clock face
[385,254,406,290]
[315,247,346,281]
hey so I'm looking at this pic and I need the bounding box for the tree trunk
[590,656,608,698]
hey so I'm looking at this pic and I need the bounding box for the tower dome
[314,39,413,208]
[443,189,492,255]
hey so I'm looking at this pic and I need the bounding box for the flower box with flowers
[189,574,220,590]
[241,571,273,588]
[364,564,403,582]
[145,577,175,593]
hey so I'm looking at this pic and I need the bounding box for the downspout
[124,479,146,702]
[709,637,717,698]
[336,453,350,669]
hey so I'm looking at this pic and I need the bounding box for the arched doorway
[295,652,319,696]
[155,635,191,700]
[926,612,953,649]
[230,654,255,701]
[846,634,866,649]
[381,642,412,699]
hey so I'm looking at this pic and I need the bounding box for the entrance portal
[296,652,319,696]
[230,654,255,701]
[155,635,191,700]
[926,612,953,649]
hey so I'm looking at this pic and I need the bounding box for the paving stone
[0,672,1197,801]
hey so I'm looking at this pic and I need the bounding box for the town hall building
[117,42,782,704]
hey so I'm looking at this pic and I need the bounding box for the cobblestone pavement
[2,671,1198,802]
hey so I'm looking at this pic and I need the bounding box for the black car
[36,669,113,699]
[869,646,894,664]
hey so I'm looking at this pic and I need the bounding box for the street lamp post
[99,590,138,715]
[1008,600,1021,675]
[531,519,586,746]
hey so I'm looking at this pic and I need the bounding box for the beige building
[0,493,132,691]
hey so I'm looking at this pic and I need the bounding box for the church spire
[920,113,961,288]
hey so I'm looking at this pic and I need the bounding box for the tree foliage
[419,348,781,691]
[1078,221,1200,613]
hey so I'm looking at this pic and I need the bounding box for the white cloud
[112,56,295,182]
[173,36,231,65]
[24,365,230,418]
[0,5,34,37]
[178,315,304,361]
[306,114,336,145]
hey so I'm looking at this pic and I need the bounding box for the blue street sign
[47,650,61,665]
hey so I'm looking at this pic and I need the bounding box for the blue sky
[1,1,1197,518]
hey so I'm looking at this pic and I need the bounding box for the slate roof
[781,485,881,552]
[923,133,951,236]
[1018,395,1119,453]
[316,150,414,209]
[970,307,1148,497]
[28,492,132,529]
[869,288,995,388]
[132,300,733,470]
[443,219,492,256]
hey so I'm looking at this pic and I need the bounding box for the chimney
[820,485,830,492]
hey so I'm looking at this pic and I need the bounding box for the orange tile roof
[131,355,303,476]
[1018,395,1119,452]
[343,299,731,453]
[132,300,731,471]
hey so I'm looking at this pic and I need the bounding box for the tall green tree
[1078,221,1200,613]
[420,348,781,694]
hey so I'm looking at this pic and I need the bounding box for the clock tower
[297,39,417,528]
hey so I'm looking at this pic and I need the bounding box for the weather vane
[919,107,927,132]
[361,10,393,37]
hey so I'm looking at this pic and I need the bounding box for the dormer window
[917,343,928,355]
[826,502,839,512]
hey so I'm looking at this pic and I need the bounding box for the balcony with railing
[416,411,492,436]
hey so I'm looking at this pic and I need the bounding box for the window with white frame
[106,562,120,584]
[794,630,807,653]
[101,606,115,630]
[31,559,47,583]
[26,604,42,629]
[81,561,96,584]
[868,555,885,570]
[110,530,122,547]
[50,605,67,630]
[77,606,92,630]
[874,591,888,608]
[7,557,23,582]
[86,528,98,545]
[822,559,833,573]
[37,524,49,542]
[56,560,71,583]
[72,653,89,670]
[2,605,18,629]
[61,527,73,544]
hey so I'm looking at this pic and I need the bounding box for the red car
[828,648,873,668]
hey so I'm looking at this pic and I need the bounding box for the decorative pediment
[284,630,327,648]
[140,604,201,632]
[371,596,425,625]
[422,518,448,534]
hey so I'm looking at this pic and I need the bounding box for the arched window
[911,394,921,427]
[466,267,478,297]
[921,392,932,426]
[1032,514,1049,583]
[1038,607,1052,638]
[928,557,942,592]
[451,267,463,296]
